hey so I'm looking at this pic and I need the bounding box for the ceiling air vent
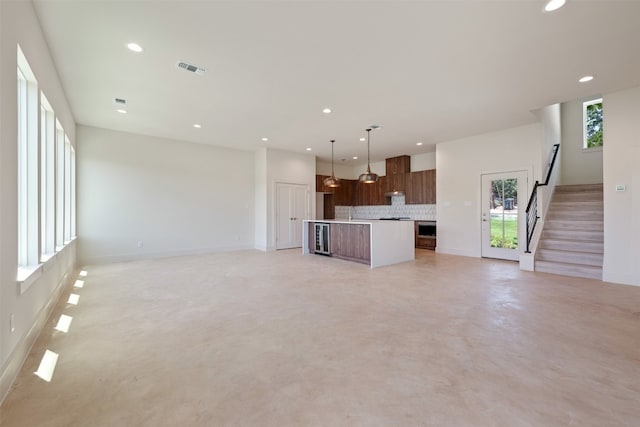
[114,97,127,105]
[176,61,206,76]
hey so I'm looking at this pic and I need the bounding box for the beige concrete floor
[1,249,639,426]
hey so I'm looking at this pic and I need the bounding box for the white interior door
[481,171,528,261]
[276,183,308,249]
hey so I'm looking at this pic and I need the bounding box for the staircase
[535,184,603,280]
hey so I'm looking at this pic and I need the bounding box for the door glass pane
[490,178,518,250]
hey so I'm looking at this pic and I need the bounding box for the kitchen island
[302,219,415,268]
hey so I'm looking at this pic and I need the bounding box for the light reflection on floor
[33,349,59,382]
[67,294,80,305]
[54,314,73,333]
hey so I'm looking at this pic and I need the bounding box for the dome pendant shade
[323,175,341,188]
[324,139,341,188]
[359,128,379,183]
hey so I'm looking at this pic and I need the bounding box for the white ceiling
[33,0,640,164]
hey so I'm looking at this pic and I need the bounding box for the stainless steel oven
[314,222,331,255]
[416,221,436,239]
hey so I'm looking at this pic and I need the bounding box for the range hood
[384,190,405,197]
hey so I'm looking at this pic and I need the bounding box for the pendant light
[359,127,379,183]
[323,139,341,188]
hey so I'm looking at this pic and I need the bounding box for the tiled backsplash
[335,195,436,220]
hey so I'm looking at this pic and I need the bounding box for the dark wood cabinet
[405,169,436,204]
[330,223,371,264]
[386,156,411,175]
[356,176,388,206]
[334,179,356,206]
[416,236,436,250]
[386,172,406,194]
[414,222,436,250]
[316,167,434,208]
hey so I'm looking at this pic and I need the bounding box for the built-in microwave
[417,221,436,238]
[314,222,331,255]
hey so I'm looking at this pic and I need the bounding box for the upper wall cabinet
[405,169,436,204]
[334,179,357,206]
[356,176,389,206]
[385,155,411,175]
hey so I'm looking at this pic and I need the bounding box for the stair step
[544,219,604,231]
[553,193,604,204]
[549,200,603,209]
[535,260,602,280]
[536,248,603,267]
[546,210,604,221]
[541,229,603,241]
[539,238,603,253]
[554,184,603,193]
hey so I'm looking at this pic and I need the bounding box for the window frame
[55,120,65,251]
[583,98,603,150]
[17,46,40,270]
[40,93,56,261]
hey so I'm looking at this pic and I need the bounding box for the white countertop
[306,218,416,224]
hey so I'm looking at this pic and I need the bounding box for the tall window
[71,146,76,239]
[17,46,39,269]
[55,121,65,250]
[583,98,603,148]
[40,93,56,260]
[64,136,72,243]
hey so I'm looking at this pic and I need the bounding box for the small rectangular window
[583,98,603,149]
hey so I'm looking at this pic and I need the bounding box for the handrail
[525,144,560,253]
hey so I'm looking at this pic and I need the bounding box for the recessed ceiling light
[322,108,332,114]
[543,0,566,12]
[127,42,143,53]
[306,147,312,151]
[116,109,127,114]
[579,75,594,83]
[353,156,358,160]
[193,124,202,128]
[261,137,269,142]
[416,142,423,146]
[359,137,366,142]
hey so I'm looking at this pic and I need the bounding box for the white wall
[255,148,315,251]
[602,86,640,286]
[560,97,603,185]
[436,123,543,257]
[537,103,562,219]
[77,126,255,264]
[254,148,268,250]
[0,0,77,402]
[316,161,359,180]
[411,152,436,172]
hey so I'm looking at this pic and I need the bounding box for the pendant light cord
[331,139,335,177]
[366,128,372,173]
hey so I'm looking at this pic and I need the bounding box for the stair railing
[525,143,560,253]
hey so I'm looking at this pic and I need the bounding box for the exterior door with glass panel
[481,171,527,261]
